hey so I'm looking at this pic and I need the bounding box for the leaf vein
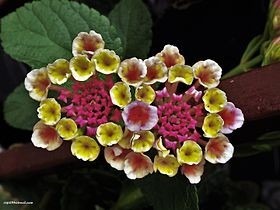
[30,2,70,52]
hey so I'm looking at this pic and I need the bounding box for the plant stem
[240,35,264,63]
[222,54,263,79]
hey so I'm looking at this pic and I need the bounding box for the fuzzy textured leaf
[109,0,152,59]
[0,0,122,69]
[136,174,199,210]
[4,83,39,130]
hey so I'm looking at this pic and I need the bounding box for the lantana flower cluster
[24,30,244,183]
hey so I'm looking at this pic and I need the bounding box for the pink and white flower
[24,68,51,101]
[218,102,244,134]
[181,159,205,184]
[143,56,168,84]
[31,121,62,151]
[104,145,130,170]
[72,30,104,58]
[118,57,147,87]
[193,59,222,88]
[155,44,185,68]
[122,101,158,132]
[124,152,153,179]
[205,134,234,164]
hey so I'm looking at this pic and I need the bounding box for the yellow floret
[71,136,100,161]
[135,84,156,104]
[168,64,194,85]
[154,154,180,177]
[202,88,227,113]
[131,131,155,153]
[92,49,120,74]
[177,140,202,165]
[70,55,95,81]
[110,82,131,108]
[96,122,123,146]
[202,113,224,138]
[47,59,71,85]
[37,98,61,125]
[56,118,78,140]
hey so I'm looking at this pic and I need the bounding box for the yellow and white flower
[153,137,170,157]
[37,98,61,125]
[202,113,224,138]
[96,122,123,146]
[131,131,155,153]
[177,140,203,165]
[135,84,156,104]
[110,82,131,108]
[168,64,194,85]
[47,59,71,85]
[202,88,227,113]
[92,49,120,74]
[118,128,134,149]
[70,55,95,81]
[154,154,180,177]
[56,118,78,140]
[71,136,100,161]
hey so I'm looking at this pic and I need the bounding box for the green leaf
[136,174,199,210]
[4,83,38,130]
[240,34,264,63]
[109,0,152,59]
[111,181,147,210]
[234,130,280,157]
[257,130,280,141]
[234,145,269,158]
[0,0,123,69]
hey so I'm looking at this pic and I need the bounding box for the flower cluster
[24,30,244,183]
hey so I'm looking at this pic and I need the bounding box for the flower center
[162,53,178,68]
[102,54,114,66]
[83,36,98,52]
[40,126,58,143]
[208,140,226,154]
[60,77,114,136]
[36,74,50,91]
[154,89,205,150]
[146,66,158,80]
[126,65,141,82]
[128,106,150,125]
